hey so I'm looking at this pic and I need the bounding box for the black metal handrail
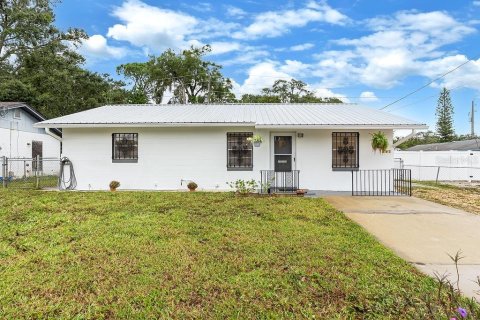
[260,170,300,194]
[351,169,412,196]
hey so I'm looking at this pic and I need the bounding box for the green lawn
[0,190,474,318]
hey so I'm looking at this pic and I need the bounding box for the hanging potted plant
[371,131,389,153]
[247,134,263,147]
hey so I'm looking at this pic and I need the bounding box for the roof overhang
[254,124,428,130]
[34,122,257,128]
[35,122,427,130]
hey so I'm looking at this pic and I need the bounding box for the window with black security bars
[112,133,138,162]
[332,132,359,169]
[227,132,253,170]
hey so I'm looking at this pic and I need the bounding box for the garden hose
[59,157,77,190]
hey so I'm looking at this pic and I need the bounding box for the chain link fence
[1,156,60,189]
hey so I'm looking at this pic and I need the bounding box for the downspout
[45,128,62,142]
[393,129,417,149]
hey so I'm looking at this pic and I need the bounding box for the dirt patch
[413,182,480,215]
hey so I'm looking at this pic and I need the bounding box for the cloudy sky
[54,0,480,134]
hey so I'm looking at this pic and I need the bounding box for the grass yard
[413,181,480,215]
[0,190,476,319]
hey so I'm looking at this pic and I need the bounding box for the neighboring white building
[0,102,61,159]
[35,103,426,191]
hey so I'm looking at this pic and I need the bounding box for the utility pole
[469,100,475,137]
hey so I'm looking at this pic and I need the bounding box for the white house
[35,103,426,191]
[0,102,61,159]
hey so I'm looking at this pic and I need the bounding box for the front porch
[258,168,412,196]
[259,170,300,194]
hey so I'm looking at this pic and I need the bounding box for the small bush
[227,179,258,194]
[109,180,120,190]
[187,181,198,190]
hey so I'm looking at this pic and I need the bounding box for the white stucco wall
[61,127,393,191]
[0,127,60,159]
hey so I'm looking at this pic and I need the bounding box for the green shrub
[371,131,389,153]
[227,179,258,194]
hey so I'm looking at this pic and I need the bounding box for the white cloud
[80,34,128,59]
[474,1,480,6]
[105,0,238,54]
[232,60,345,100]
[359,91,379,102]
[313,10,476,89]
[225,5,247,18]
[232,1,348,40]
[220,49,270,66]
[278,60,311,76]
[107,0,198,52]
[182,2,212,12]
[421,55,480,90]
[234,61,292,96]
[290,43,315,51]
[209,42,241,55]
[311,87,349,102]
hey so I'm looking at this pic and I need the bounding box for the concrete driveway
[324,196,480,299]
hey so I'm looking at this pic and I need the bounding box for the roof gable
[1,102,62,137]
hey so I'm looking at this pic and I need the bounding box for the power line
[379,59,472,110]
[388,94,437,112]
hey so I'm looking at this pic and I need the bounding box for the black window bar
[112,133,138,162]
[332,132,359,169]
[227,132,253,170]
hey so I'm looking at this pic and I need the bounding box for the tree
[240,93,281,103]
[0,43,131,118]
[240,79,343,103]
[0,0,131,118]
[116,62,154,103]
[435,87,455,142]
[117,45,235,104]
[0,0,85,67]
[395,131,440,150]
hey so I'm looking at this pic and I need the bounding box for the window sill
[112,159,138,163]
[332,167,359,171]
[227,167,253,171]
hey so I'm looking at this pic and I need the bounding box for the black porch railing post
[351,169,412,197]
[259,170,299,194]
[351,171,354,196]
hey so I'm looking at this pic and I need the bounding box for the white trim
[34,122,257,128]
[393,129,417,148]
[45,128,62,142]
[256,124,427,130]
[34,123,427,130]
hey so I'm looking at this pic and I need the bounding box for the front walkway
[323,196,480,299]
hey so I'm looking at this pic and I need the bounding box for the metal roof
[35,103,427,129]
[406,139,480,151]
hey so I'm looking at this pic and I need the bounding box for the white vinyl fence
[394,151,480,181]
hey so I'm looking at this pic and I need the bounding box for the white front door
[271,133,296,171]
